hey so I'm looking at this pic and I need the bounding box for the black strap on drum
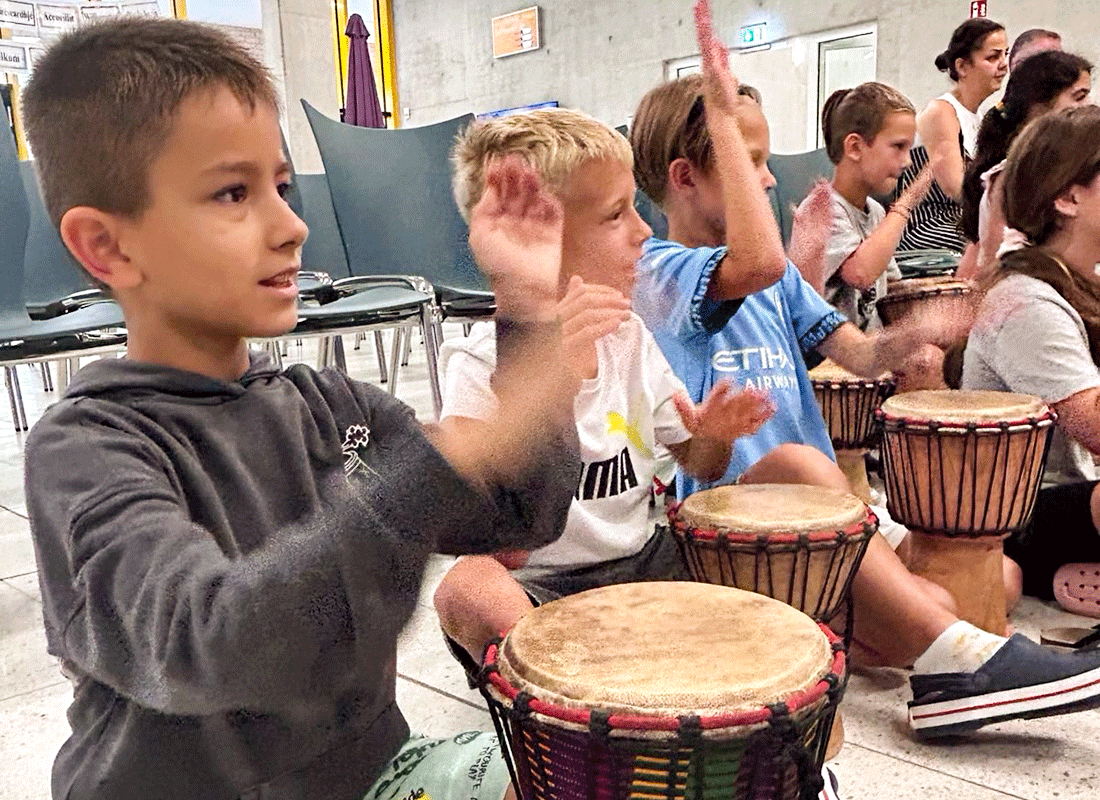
[767,701,826,800]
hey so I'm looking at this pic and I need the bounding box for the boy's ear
[843,132,865,161]
[59,207,143,290]
[667,158,698,193]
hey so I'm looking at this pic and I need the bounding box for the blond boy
[434,109,774,665]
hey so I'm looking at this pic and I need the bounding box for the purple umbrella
[344,13,385,128]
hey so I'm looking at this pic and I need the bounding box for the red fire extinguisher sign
[971,1,987,17]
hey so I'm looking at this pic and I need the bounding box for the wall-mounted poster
[491,6,540,59]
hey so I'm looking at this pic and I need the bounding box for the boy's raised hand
[469,154,564,322]
[789,180,834,293]
[557,275,631,380]
[694,0,743,116]
[673,381,774,445]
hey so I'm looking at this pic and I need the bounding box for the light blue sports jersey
[634,238,846,498]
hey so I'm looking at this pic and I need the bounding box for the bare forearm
[711,121,787,299]
[839,209,908,290]
[670,436,732,483]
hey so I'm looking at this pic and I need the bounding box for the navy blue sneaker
[909,633,1100,737]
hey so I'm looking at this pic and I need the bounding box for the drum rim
[876,285,970,306]
[668,505,878,544]
[875,407,1057,433]
[810,376,897,390]
[480,624,846,733]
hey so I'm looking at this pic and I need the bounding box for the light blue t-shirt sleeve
[635,240,743,344]
[780,263,847,354]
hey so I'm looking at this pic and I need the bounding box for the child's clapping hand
[674,381,775,445]
[469,154,564,322]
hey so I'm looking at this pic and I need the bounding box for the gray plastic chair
[0,125,126,429]
[284,169,432,399]
[768,148,834,246]
[301,102,492,412]
[20,161,104,319]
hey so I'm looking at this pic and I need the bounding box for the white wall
[390,0,1097,149]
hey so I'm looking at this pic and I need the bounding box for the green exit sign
[740,23,766,46]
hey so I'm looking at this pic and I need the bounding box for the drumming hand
[557,275,632,380]
[895,162,936,216]
[789,180,834,294]
[894,344,948,392]
[469,155,564,322]
[675,382,775,444]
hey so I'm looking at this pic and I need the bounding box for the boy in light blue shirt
[625,1,1100,740]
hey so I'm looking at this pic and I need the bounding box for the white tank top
[938,91,981,157]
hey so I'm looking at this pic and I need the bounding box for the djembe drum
[877,276,971,334]
[668,484,875,628]
[876,390,1055,634]
[480,582,846,800]
[809,359,895,503]
[669,485,875,763]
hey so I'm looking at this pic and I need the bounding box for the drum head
[498,582,831,717]
[880,390,1049,424]
[808,358,889,384]
[676,483,867,533]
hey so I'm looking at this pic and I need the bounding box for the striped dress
[896,93,981,254]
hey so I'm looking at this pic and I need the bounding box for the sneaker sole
[909,661,1100,737]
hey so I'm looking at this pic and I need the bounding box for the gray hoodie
[25,340,578,800]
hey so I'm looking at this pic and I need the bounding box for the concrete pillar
[269,0,342,173]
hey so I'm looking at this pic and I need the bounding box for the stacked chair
[0,123,125,431]
[301,102,493,415]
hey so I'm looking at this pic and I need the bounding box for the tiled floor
[1,328,1099,799]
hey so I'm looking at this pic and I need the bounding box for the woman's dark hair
[997,105,1100,361]
[935,18,1005,81]
[961,50,1093,242]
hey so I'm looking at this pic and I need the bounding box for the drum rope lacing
[479,627,848,800]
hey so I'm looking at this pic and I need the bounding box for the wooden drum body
[809,359,895,504]
[876,391,1055,633]
[877,277,971,332]
[480,583,846,800]
[669,484,876,626]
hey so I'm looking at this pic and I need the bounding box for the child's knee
[745,443,848,491]
[434,556,507,617]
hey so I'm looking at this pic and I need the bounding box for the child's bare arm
[666,383,774,482]
[838,165,934,290]
[695,0,787,300]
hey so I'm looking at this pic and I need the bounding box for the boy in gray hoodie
[20,17,579,800]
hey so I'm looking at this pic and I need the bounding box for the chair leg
[40,361,54,392]
[333,335,348,373]
[374,330,388,384]
[463,322,473,336]
[317,336,330,370]
[401,323,412,367]
[421,305,443,418]
[4,368,19,433]
[9,366,27,432]
[388,327,404,397]
[354,332,365,351]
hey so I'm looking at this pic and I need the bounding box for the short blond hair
[452,108,632,221]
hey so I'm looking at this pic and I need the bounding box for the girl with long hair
[963,106,1100,617]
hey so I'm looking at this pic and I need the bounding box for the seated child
[626,0,1100,739]
[963,106,1100,618]
[434,108,774,665]
[21,18,582,800]
[804,82,932,331]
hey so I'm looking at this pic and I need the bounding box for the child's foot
[908,633,1100,737]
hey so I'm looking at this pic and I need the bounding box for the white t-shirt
[806,187,901,331]
[963,273,1100,486]
[440,314,692,570]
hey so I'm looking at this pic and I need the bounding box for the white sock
[911,620,1008,675]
